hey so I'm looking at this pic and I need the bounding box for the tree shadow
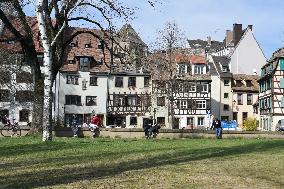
[1,139,283,188]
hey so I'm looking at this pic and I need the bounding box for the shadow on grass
[0,139,283,188]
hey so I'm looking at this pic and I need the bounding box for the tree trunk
[37,1,53,141]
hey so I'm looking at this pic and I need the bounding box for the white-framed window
[189,84,196,92]
[180,100,187,109]
[66,75,79,85]
[200,84,208,92]
[178,64,187,74]
[187,117,194,125]
[194,65,204,74]
[196,100,206,109]
[197,117,204,126]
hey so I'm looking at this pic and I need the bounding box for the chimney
[225,30,233,47]
[233,23,242,46]
[247,25,253,31]
[207,36,211,46]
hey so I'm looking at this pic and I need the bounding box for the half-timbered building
[152,54,212,129]
[258,48,284,131]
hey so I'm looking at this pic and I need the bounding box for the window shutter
[280,59,284,71]
[280,78,284,88]
[281,97,284,108]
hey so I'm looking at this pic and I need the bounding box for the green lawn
[0,136,283,189]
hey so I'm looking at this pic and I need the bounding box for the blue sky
[24,0,284,58]
[120,0,284,58]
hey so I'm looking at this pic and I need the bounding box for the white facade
[229,29,266,75]
[53,71,108,126]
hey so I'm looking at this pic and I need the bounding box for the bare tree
[145,21,186,128]
[0,2,43,133]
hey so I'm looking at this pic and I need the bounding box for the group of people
[143,116,161,139]
[70,113,101,138]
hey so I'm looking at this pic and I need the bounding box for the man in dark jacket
[143,116,153,139]
[213,118,222,139]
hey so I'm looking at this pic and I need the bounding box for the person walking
[143,116,153,139]
[213,118,222,139]
[90,113,101,138]
[70,114,79,137]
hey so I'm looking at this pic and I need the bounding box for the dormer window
[194,65,204,74]
[68,60,75,64]
[178,63,187,74]
[79,57,91,72]
[236,80,243,87]
[222,66,228,72]
[6,40,15,44]
[246,80,253,87]
[98,43,104,49]
[85,43,91,48]
[70,42,76,47]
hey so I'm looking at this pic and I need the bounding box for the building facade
[258,48,284,131]
[231,74,259,127]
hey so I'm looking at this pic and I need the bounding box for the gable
[229,29,267,75]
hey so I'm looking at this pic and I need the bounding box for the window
[115,77,123,87]
[114,95,125,106]
[157,117,165,126]
[187,117,194,125]
[19,109,29,122]
[180,100,187,109]
[224,93,229,98]
[90,76,98,86]
[86,96,97,106]
[157,97,165,106]
[236,80,243,87]
[15,91,33,102]
[130,117,137,125]
[242,112,248,121]
[280,59,284,70]
[221,116,229,121]
[247,94,253,105]
[224,79,230,86]
[196,100,206,109]
[125,95,140,106]
[0,90,10,102]
[197,117,204,126]
[246,80,253,87]
[128,77,136,87]
[68,60,75,64]
[223,104,229,111]
[188,84,196,92]
[178,64,186,74]
[37,55,44,66]
[70,42,76,47]
[16,72,32,83]
[79,57,91,72]
[0,71,11,84]
[65,95,81,105]
[222,66,228,72]
[66,75,79,85]
[200,84,207,92]
[144,77,150,87]
[85,43,91,48]
[194,65,204,74]
[237,94,243,105]
[98,43,104,49]
[0,109,9,122]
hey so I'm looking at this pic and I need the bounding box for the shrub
[243,117,258,131]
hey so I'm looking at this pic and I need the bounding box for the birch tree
[35,0,157,141]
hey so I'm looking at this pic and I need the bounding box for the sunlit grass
[0,136,283,189]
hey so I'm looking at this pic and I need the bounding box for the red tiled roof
[190,55,206,64]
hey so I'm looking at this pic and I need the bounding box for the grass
[0,136,283,189]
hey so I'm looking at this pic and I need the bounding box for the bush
[243,118,258,131]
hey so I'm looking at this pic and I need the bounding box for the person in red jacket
[90,114,101,138]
